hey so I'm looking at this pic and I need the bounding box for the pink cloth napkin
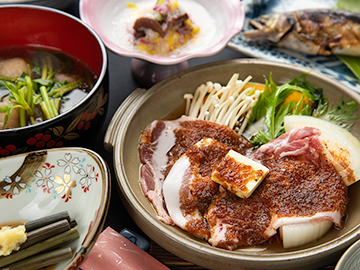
[78,227,170,270]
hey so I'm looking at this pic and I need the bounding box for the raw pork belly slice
[138,116,250,224]
[259,126,324,165]
[163,138,231,239]
[138,119,180,224]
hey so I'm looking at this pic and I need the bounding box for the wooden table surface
[149,242,337,270]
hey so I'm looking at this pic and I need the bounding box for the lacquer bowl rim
[0,4,108,134]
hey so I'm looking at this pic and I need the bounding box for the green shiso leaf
[337,55,360,81]
[335,0,360,12]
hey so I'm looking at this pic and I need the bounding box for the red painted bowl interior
[0,6,103,76]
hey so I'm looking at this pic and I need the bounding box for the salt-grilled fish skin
[243,9,360,56]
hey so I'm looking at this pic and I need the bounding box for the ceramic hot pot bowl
[104,59,360,270]
[0,5,108,157]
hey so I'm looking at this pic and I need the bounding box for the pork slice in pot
[163,138,231,239]
[206,126,348,250]
[138,119,180,224]
[138,116,250,224]
[258,126,348,234]
[139,117,348,250]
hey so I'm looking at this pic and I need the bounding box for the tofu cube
[211,150,269,198]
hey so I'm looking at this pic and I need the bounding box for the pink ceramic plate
[79,0,245,65]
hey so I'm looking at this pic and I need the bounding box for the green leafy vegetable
[317,97,359,130]
[335,0,360,12]
[336,55,360,81]
[249,73,321,146]
[248,73,358,146]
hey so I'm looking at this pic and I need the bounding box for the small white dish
[0,147,111,269]
[335,239,360,270]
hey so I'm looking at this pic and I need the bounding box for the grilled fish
[243,9,360,56]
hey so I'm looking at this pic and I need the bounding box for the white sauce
[112,0,216,56]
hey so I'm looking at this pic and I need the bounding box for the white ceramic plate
[336,238,360,270]
[228,0,360,94]
[0,147,110,269]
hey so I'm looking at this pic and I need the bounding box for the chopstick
[21,219,74,250]
[24,211,70,232]
[3,246,73,270]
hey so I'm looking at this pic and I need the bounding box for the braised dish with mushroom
[114,0,215,56]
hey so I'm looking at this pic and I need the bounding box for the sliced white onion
[284,115,360,186]
[279,220,333,249]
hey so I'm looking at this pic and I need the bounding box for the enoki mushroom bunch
[184,73,261,135]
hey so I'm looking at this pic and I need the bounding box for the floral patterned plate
[0,147,110,270]
[229,0,360,93]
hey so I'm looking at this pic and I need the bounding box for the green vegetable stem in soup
[0,46,98,129]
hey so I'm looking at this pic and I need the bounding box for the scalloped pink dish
[79,0,245,65]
